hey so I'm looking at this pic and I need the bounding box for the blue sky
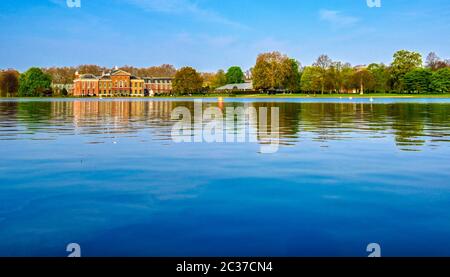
[0,0,449,72]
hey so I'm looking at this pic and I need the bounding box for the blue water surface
[0,98,449,257]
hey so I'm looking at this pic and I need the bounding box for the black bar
[0,258,449,275]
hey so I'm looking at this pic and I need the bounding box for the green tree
[326,62,352,93]
[173,67,203,95]
[253,51,301,91]
[18,67,52,97]
[225,66,245,84]
[404,68,432,94]
[390,50,423,92]
[212,69,227,88]
[368,63,390,93]
[0,69,20,97]
[252,52,274,90]
[341,65,356,93]
[430,68,450,93]
[352,68,375,94]
[253,52,288,90]
[313,54,333,94]
[300,66,321,93]
[281,58,301,91]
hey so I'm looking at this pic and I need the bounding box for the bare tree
[313,55,333,94]
[426,52,449,71]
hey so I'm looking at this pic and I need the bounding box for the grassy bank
[161,93,450,99]
[2,93,450,99]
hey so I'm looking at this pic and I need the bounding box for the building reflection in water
[0,99,449,151]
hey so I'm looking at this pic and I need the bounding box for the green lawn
[2,93,450,99]
[162,93,450,99]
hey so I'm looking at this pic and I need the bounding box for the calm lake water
[0,98,449,257]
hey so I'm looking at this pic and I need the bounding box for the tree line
[1,50,449,97]
[0,64,247,97]
[172,50,450,95]
[299,51,450,94]
[42,64,178,84]
[0,64,178,97]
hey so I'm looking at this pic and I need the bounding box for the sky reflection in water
[0,98,449,257]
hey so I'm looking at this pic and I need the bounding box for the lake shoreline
[2,93,450,99]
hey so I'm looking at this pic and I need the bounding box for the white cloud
[126,0,247,29]
[319,9,359,27]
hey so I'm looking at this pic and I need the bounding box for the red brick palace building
[73,69,173,97]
